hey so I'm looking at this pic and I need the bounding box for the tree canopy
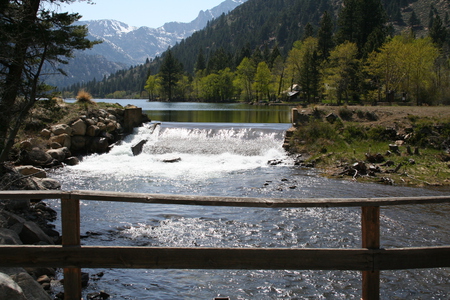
[0,0,97,162]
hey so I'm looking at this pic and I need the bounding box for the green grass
[290,118,450,186]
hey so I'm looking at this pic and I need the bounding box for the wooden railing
[1,190,450,300]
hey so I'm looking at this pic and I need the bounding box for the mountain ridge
[46,0,247,88]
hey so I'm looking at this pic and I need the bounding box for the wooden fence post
[361,206,380,300]
[61,198,81,300]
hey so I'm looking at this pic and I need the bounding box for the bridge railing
[1,190,450,300]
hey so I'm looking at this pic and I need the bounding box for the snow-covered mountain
[50,0,246,88]
[82,0,247,65]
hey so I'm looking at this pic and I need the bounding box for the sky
[58,0,226,28]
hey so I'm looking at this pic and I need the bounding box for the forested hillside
[63,0,450,106]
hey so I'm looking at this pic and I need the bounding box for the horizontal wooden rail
[1,190,450,207]
[0,245,449,270]
[1,190,449,300]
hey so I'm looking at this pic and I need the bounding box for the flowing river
[49,101,450,299]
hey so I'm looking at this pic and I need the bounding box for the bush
[338,106,353,121]
[343,124,367,142]
[76,89,96,105]
[293,120,338,143]
[367,126,397,141]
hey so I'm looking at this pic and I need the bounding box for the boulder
[40,128,51,138]
[0,272,27,300]
[10,272,52,300]
[49,142,62,149]
[4,198,30,211]
[19,221,55,245]
[131,140,147,156]
[49,133,71,149]
[19,140,32,151]
[51,124,72,136]
[0,228,23,245]
[106,121,117,132]
[46,147,70,162]
[21,149,53,166]
[71,119,87,136]
[71,135,86,151]
[86,125,100,137]
[325,113,338,123]
[64,156,80,166]
[32,178,61,190]
[2,211,27,228]
[15,166,46,178]
[88,137,109,154]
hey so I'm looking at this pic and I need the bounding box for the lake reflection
[65,99,294,123]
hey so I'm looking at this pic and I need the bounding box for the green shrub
[367,126,397,141]
[343,124,367,142]
[293,120,338,143]
[338,106,353,121]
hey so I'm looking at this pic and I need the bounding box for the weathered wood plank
[61,198,81,300]
[374,247,450,270]
[362,206,380,300]
[68,190,450,207]
[0,190,449,207]
[0,246,372,270]
[2,246,448,270]
[0,190,68,199]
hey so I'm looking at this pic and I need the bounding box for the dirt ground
[305,105,450,127]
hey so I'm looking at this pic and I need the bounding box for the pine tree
[336,0,387,57]
[159,49,184,101]
[317,11,334,60]
[429,14,448,48]
[0,0,96,162]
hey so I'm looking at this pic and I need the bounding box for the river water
[49,101,450,299]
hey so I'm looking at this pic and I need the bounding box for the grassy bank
[289,106,450,187]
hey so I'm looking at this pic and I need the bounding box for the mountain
[80,0,247,66]
[47,0,247,88]
[65,0,447,98]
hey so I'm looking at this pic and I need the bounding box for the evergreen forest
[62,0,450,106]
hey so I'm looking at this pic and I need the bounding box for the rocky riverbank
[285,105,450,187]
[0,101,149,299]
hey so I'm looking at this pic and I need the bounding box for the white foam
[67,123,288,181]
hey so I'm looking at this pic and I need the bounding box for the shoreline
[285,105,450,188]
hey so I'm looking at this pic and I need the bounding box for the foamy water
[64,122,290,182]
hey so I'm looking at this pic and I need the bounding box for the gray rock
[10,272,52,300]
[19,221,55,245]
[51,124,72,136]
[0,228,23,245]
[90,137,109,153]
[21,149,53,166]
[49,142,62,149]
[4,198,31,211]
[86,125,100,137]
[46,147,71,162]
[40,129,51,138]
[131,140,147,156]
[64,156,80,166]
[32,178,61,190]
[71,135,86,151]
[0,272,26,300]
[71,119,87,136]
[49,133,71,149]
[15,166,46,178]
